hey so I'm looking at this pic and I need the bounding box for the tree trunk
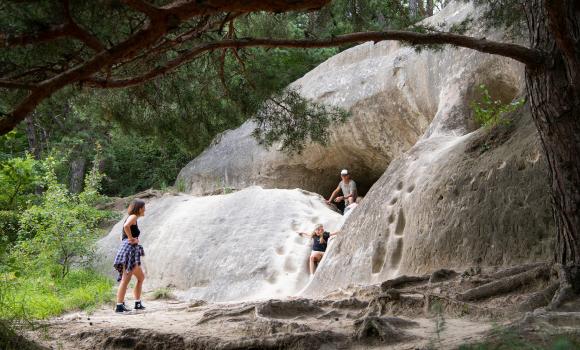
[409,0,419,19]
[426,0,433,16]
[525,0,580,266]
[69,157,86,194]
[24,113,41,160]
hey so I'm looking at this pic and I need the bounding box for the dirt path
[28,265,580,349]
[31,299,497,350]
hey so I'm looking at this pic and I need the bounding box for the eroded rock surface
[95,187,342,302]
[173,1,554,297]
[305,105,553,296]
[177,3,491,197]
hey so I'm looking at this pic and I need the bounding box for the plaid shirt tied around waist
[113,239,145,282]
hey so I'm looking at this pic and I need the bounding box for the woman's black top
[121,218,140,240]
[312,232,330,252]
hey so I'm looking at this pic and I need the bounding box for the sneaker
[115,303,131,313]
[134,301,146,310]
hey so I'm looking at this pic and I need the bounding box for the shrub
[150,287,174,300]
[0,211,20,254]
[471,84,524,128]
[0,154,41,211]
[16,157,114,279]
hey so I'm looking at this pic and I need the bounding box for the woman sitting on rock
[113,199,147,313]
[297,224,339,277]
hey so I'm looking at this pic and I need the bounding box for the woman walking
[297,224,339,277]
[113,199,146,313]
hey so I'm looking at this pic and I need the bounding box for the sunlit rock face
[96,187,342,302]
[98,1,554,302]
[300,4,554,296]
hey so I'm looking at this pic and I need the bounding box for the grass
[458,326,580,350]
[1,268,114,320]
[150,287,174,300]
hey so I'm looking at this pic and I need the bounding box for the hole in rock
[465,73,521,132]
[390,238,404,268]
[299,165,382,204]
[371,241,387,274]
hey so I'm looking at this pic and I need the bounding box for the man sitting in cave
[326,169,358,214]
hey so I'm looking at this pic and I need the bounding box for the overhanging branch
[0,79,35,90]
[86,30,546,89]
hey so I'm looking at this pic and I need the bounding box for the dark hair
[127,199,145,216]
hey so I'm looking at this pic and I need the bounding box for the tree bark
[24,113,41,160]
[69,157,86,194]
[426,0,434,16]
[409,0,420,19]
[525,0,580,266]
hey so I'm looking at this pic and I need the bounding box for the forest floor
[27,263,580,349]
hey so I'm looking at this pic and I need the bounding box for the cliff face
[98,1,554,301]
[302,105,553,296]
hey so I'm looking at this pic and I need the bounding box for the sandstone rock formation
[174,1,554,297]
[96,187,342,301]
[304,105,553,298]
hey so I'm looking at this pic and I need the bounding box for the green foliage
[0,154,40,210]
[150,287,174,300]
[471,0,526,38]
[252,89,349,154]
[99,130,192,196]
[471,85,524,128]
[15,157,113,279]
[175,178,186,193]
[459,326,580,350]
[0,150,114,344]
[0,211,20,256]
[0,269,113,320]
[428,301,447,349]
[0,130,29,159]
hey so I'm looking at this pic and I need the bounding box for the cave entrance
[313,165,382,207]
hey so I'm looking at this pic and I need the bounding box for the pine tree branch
[0,79,35,89]
[63,0,106,52]
[0,2,547,135]
[0,1,105,52]
[86,31,546,89]
[122,0,163,18]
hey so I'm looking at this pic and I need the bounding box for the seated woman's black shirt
[312,232,330,252]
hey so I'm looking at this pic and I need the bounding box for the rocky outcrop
[303,104,554,296]
[95,187,342,301]
[174,1,554,296]
[176,2,529,204]
[97,1,554,304]
[177,5,487,197]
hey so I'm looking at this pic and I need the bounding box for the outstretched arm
[327,185,341,203]
[329,231,340,237]
[297,231,313,238]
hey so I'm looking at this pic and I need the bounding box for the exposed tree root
[518,283,559,312]
[486,262,546,279]
[353,316,415,344]
[429,268,458,283]
[547,264,580,310]
[380,275,430,290]
[456,264,550,301]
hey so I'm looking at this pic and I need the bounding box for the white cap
[340,169,348,175]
